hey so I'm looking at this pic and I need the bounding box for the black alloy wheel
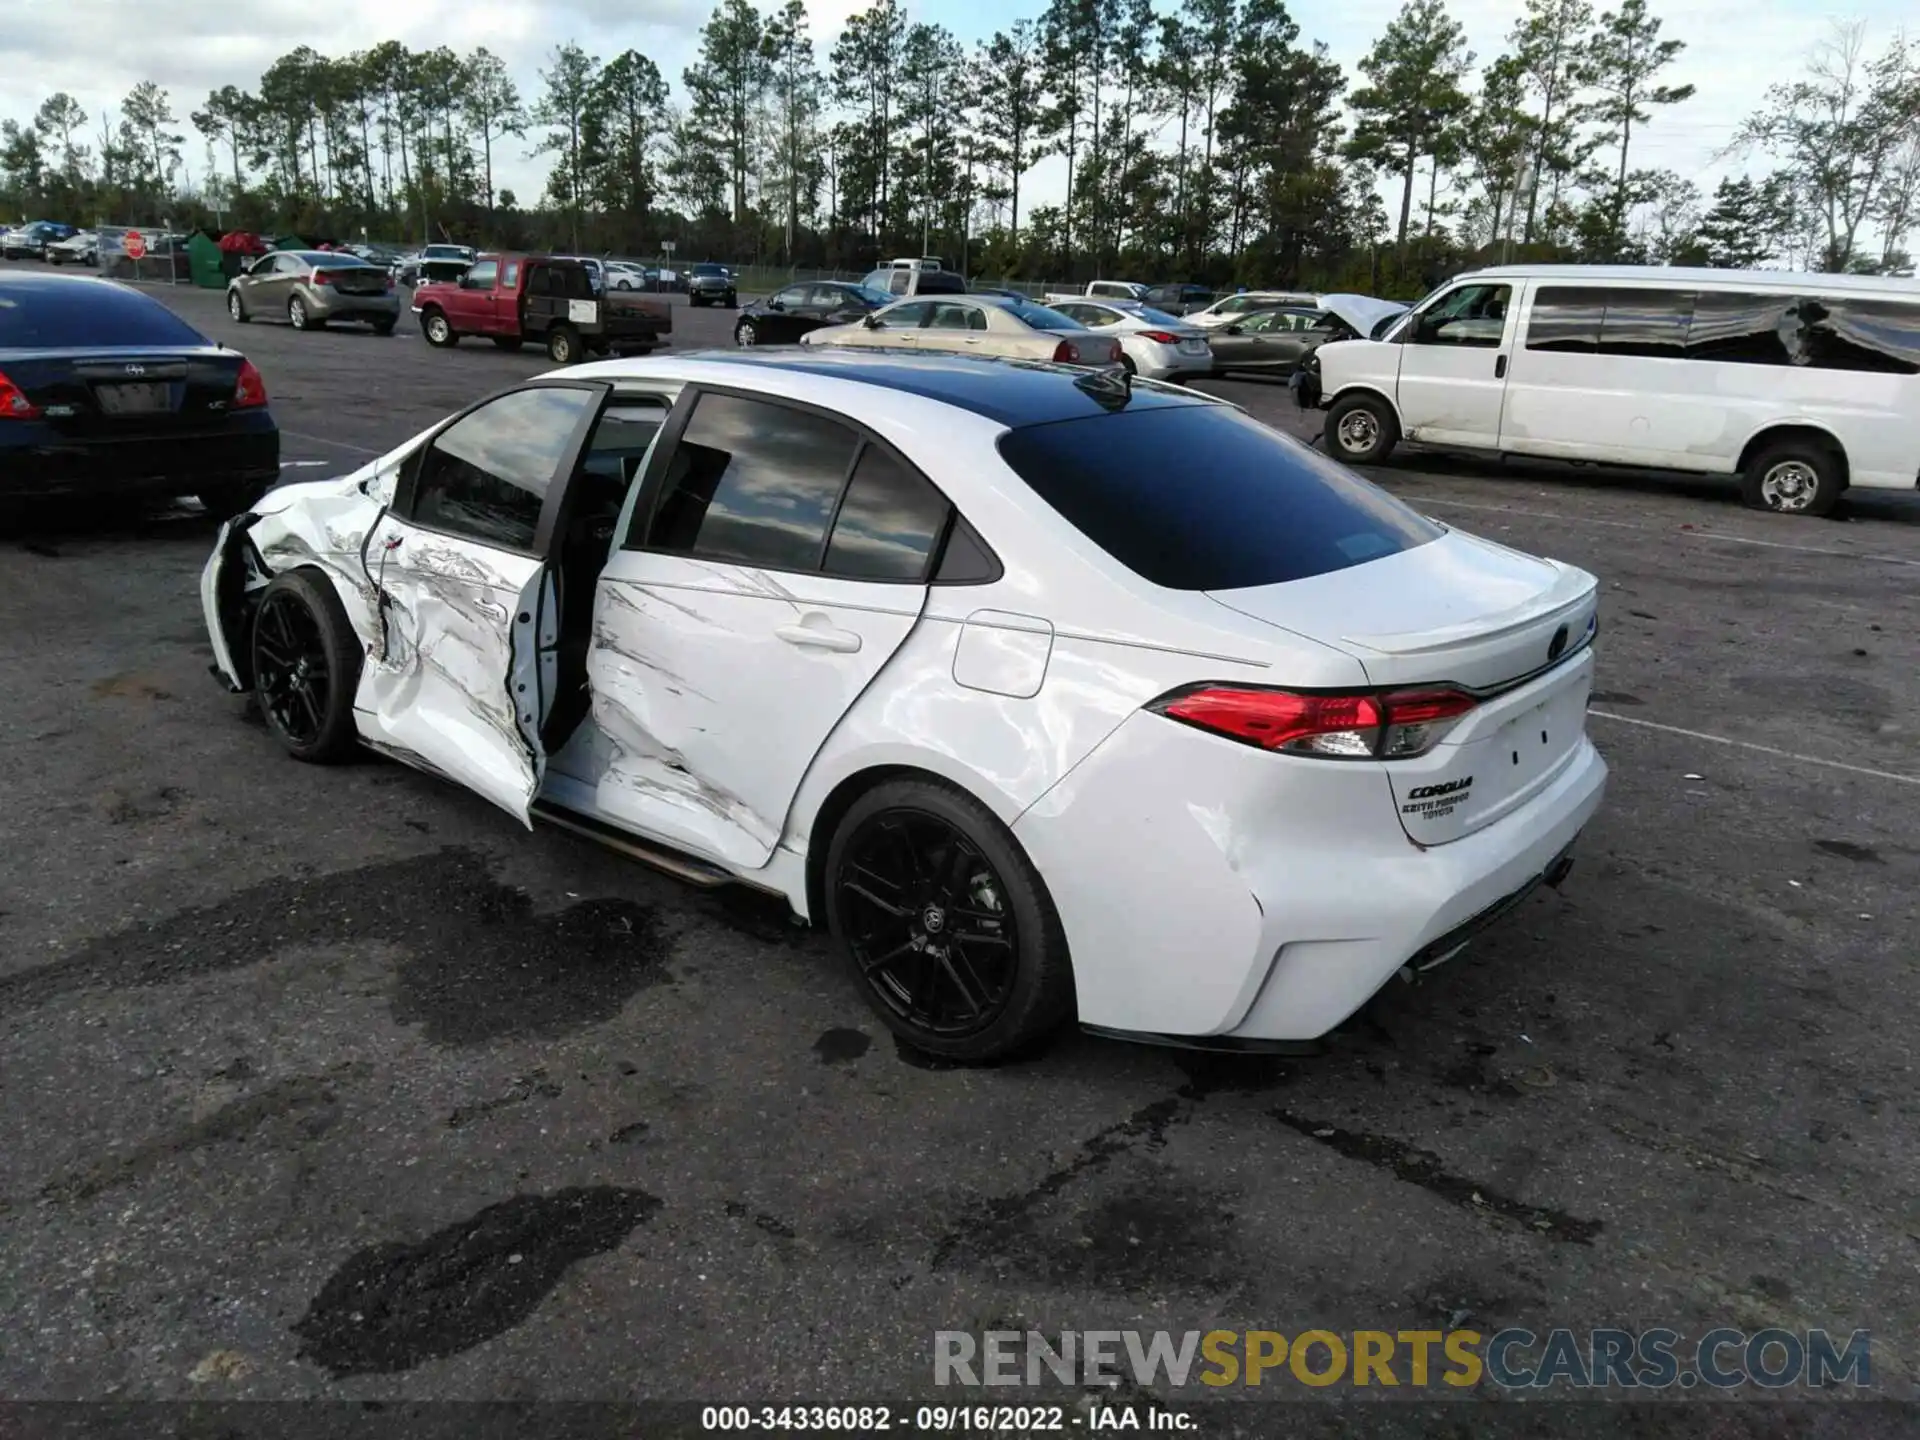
[835,809,1020,1039]
[249,571,361,763]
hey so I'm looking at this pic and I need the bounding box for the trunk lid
[315,264,390,296]
[2,346,246,438]
[1207,528,1599,845]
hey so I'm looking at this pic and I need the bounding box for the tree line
[2,0,1916,291]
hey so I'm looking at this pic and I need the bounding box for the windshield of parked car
[423,246,470,260]
[997,403,1441,589]
[0,279,209,348]
[693,263,726,276]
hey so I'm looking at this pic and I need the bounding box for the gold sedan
[800,294,1123,367]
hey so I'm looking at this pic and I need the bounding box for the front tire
[824,778,1075,1062]
[735,319,757,347]
[1325,392,1399,465]
[725,291,737,308]
[421,308,456,346]
[228,290,248,323]
[1741,438,1845,517]
[250,570,362,765]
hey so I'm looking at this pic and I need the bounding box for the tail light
[233,359,268,410]
[1149,684,1477,760]
[1139,330,1182,344]
[1051,340,1083,364]
[314,270,337,288]
[385,273,396,292]
[0,369,40,420]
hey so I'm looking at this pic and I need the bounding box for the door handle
[1494,353,1508,379]
[775,622,862,654]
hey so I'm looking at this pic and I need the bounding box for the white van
[1301,264,1920,516]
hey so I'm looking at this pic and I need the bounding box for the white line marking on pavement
[1413,496,1920,568]
[1589,709,1920,787]
[280,428,383,457]
[279,460,332,469]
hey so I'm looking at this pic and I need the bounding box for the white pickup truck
[1042,280,1150,304]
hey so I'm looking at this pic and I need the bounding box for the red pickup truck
[412,253,671,363]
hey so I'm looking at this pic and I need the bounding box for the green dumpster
[186,232,226,289]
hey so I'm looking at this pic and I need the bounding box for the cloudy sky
[1,0,1909,227]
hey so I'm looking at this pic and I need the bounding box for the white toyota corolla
[202,350,1606,1061]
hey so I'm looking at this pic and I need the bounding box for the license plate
[95,382,170,415]
[1180,339,1209,352]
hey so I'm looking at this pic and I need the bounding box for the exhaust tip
[1544,855,1575,889]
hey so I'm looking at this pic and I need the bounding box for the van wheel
[547,325,581,364]
[1741,438,1844,517]
[1326,393,1399,464]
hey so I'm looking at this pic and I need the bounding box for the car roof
[601,349,1224,427]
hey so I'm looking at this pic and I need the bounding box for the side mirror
[862,313,882,330]
[1225,323,1244,335]
[768,298,784,311]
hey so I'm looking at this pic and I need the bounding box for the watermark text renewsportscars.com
[934,1328,1872,1391]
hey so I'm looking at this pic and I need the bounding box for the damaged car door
[583,389,948,870]
[357,381,608,824]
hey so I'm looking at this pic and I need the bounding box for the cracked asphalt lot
[3,269,1919,1434]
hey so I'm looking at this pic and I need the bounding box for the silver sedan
[1045,300,1215,381]
[802,294,1123,367]
[226,251,401,333]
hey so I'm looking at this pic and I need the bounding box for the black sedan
[0,272,278,516]
[733,281,893,346]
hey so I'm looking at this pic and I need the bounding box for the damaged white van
[1296,265,1920,517]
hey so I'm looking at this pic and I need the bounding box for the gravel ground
[3,264,1919,1435]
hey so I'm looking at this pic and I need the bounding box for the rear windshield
[997,404,1442,590]
[1008,303,1077,331]
[0,280,207,349]
[915,272,966,294]
[299,251,372,266]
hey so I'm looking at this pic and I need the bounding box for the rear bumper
[1013,710,1608,1044]
[1,415,279,498]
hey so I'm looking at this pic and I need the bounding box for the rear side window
[411,386,598,550]
[1525,287,1608,353]
[642,393,859,569]
[823,445,951,581]
[0,280,207,348]
[997,404,1441,590]
[1598,289,1694,359]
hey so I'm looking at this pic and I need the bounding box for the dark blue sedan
[0,272,278,515]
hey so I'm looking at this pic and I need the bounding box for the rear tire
[371,318,396,337]
[250,570,362,765]
[546,325,581,364]
[1740,437,1845,517]
[288,296,315,331]
[824,777,1075,1063]
[421,308,456,346]
[1326,392,1399,465]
